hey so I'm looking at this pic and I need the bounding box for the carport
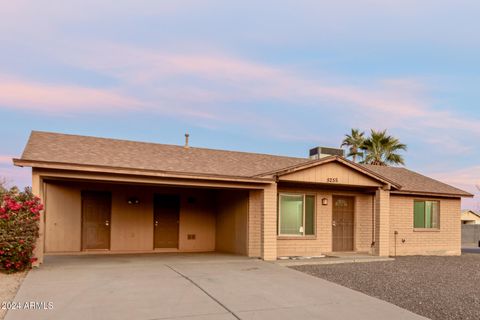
[39,177,262,259]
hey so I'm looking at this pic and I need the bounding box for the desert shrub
[0,187,42,273]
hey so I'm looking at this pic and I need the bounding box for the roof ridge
[29,130,308,161]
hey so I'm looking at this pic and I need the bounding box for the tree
[360,129,407,166]
[340,129,365,163]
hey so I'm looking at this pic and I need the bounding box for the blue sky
[0,1,479,209]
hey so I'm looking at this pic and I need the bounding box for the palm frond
[359,129,406,166]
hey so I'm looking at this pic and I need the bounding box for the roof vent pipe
[184,133,190,148]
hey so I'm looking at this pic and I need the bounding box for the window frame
[413,199,440,230]
[277,192,316,237]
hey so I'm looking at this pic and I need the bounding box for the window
[414,200,440,229]
[278,194,315,236]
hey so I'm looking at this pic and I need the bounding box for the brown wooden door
[154,194,180,248]
[332,196,354,251]
[82,191,111,250]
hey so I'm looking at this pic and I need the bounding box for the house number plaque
[326,178,339,183]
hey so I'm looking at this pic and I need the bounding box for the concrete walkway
[276,253,394,267]
[6,253,425,320]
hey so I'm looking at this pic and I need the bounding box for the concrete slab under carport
[7,253,426,320]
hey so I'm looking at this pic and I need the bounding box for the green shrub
[0,187,42,273]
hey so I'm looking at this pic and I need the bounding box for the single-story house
[13,131,473,265]
[461,210,480,224]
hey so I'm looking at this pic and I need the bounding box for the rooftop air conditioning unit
[309,147,344,160]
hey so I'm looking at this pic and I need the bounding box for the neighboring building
[461,210,480,224]
[13,131,473,265]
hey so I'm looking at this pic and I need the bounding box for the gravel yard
[291,254,480,320]
[0,271,27,320]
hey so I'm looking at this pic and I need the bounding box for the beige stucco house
[13,131,473,265]
[461,210,480,224]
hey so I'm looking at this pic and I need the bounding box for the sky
[0,1,479,209]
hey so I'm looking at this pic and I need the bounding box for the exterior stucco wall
[43,181,217,253]
[389,195,461,256]
[45,183,82,252]
[110,185,154,251]
[178,189,216,252]
[215,190,248,255]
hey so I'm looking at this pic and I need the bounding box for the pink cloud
[429,166,480,210]
[0,76,145,114]
[4,42,480,144]
[66,45,431,115]
[0,169,30,188]
[0,155,14,165]
[158,55,471,134]
[75,46,439,111]
[429,166,480,188]
[164,54,279,80]
[0,155,30,188]
[176,55,480,139]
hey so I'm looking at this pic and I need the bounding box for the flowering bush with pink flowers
[0,186,42,273]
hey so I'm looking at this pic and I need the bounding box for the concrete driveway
[6,253,425,320]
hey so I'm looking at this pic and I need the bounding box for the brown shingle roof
[361,164,473,197]
[17,131,472,197]
[20,131,308,178]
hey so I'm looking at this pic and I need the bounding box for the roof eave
[390,189,474,198]
[13,158,275,184]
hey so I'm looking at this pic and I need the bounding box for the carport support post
[374,186,390,257]
[32,170,44,266]
[261,183,278,261]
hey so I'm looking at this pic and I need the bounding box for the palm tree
[360,129,407,166]
[341,129,365,163]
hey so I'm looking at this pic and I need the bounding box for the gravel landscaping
[291,254,480,320]
[0,271,27,320]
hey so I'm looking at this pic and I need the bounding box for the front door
[82,191,111,250]
[332,196,354,251]
[154,194,180,248]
